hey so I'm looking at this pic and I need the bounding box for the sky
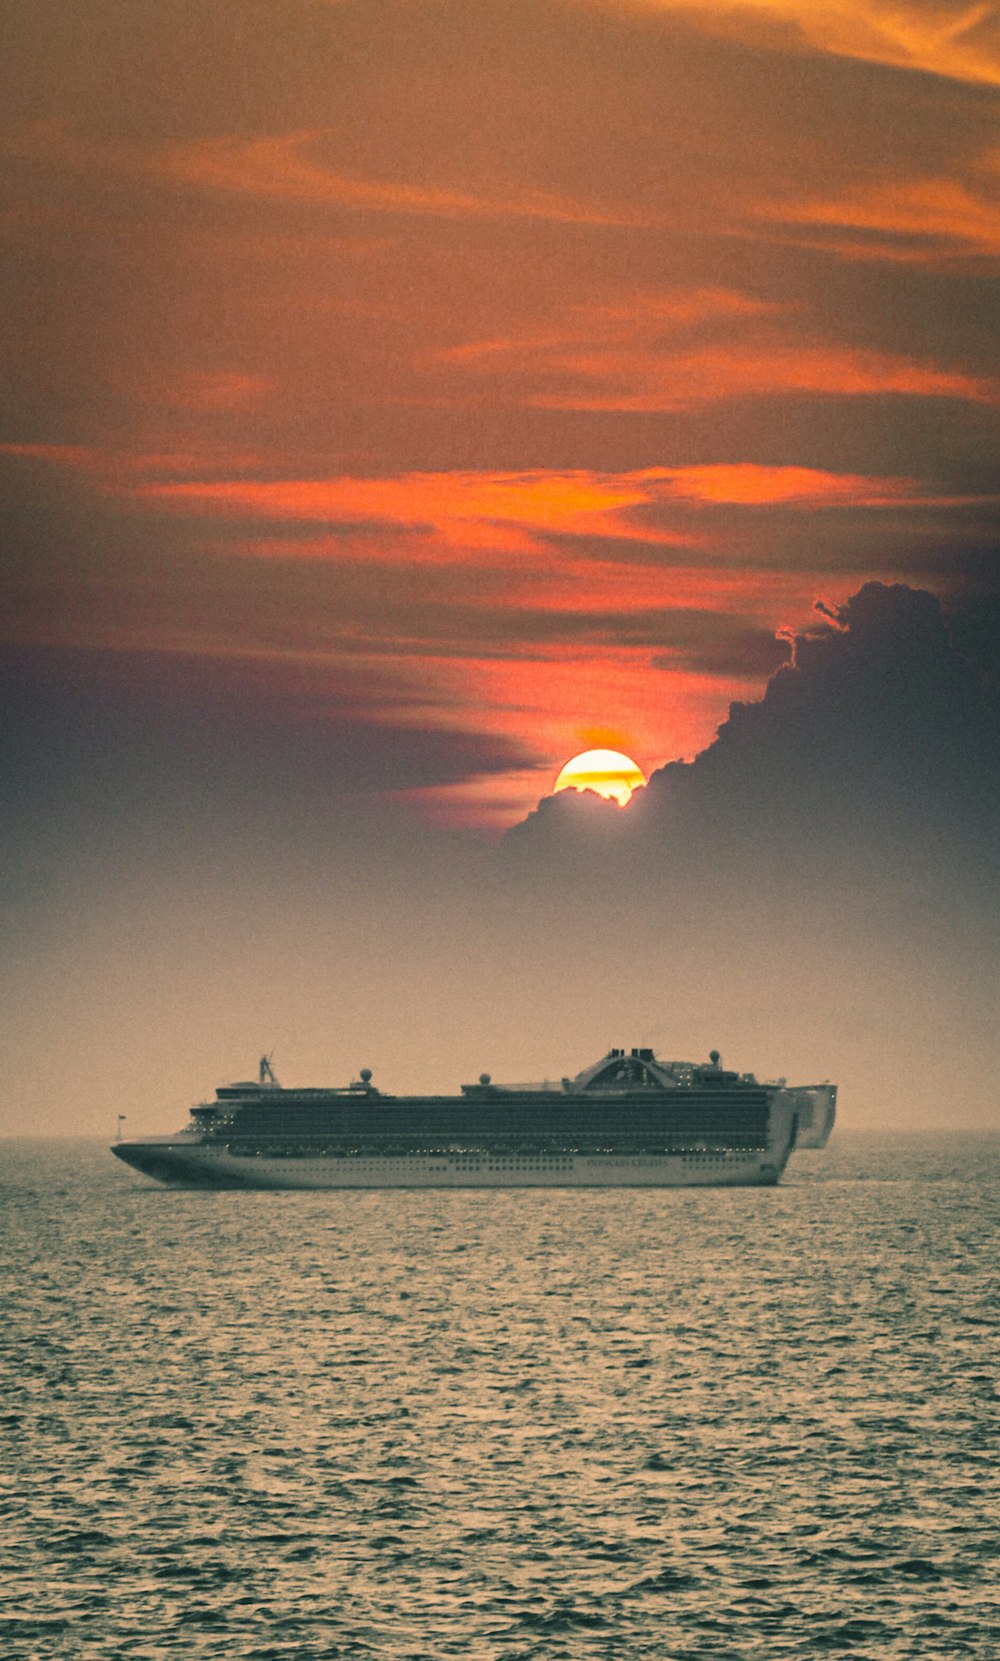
[2,1,998,1136]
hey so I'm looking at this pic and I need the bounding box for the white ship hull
[113,1130,793,1190]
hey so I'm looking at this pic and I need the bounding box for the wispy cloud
[431,289,782,368]
[4,446,958,537]
[655,464,919,505]
[529,340,996,410]
[423,284,999,410]
[607,1,1000,88]
[3,119,645,229]
[170,128,651,225]
[129,461,961,576]
[134,468,682,542]
[758,153,1000,263]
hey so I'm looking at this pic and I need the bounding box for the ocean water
[1,1136,997,1660]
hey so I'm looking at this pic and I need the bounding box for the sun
[554,748,646,808]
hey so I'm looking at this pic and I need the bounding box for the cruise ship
[111,1047,814,1189]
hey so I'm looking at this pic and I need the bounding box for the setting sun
[553,748,646,807]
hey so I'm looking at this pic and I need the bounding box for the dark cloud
[948,590,1000,710]
[504,581,1000,881]
[495,582,999,1129]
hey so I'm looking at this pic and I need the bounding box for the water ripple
[0,1134,997,1658]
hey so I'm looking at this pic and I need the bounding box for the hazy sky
[2,2,998,1135]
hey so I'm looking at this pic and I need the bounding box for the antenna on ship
[259,1054,279,1087]
[116,1114,126,1143]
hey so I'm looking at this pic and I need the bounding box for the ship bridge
[570,1048,745,1092]
[463,1047,747,1098]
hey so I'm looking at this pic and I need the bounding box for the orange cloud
[4,119,643,231]
[432,288,781,368]
[484,558,802,619]
[136,468,675,540]
[0,441,269,486]
[162,129,649,224]
[424,282,998,411]
[534,341,998,409]
[132,463,943,587]
[4,446,960,532]
[658,464,917,505]
[761,162,1000,263]
[606,1,1000,88]
[168,128,648,225]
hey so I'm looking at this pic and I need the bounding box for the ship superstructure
[111,1046,817,1189]
[785,1083,837,1148]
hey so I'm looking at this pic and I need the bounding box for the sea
[2,1135,997,1660]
